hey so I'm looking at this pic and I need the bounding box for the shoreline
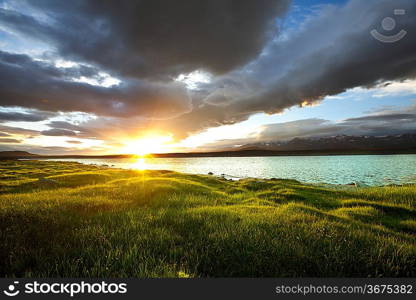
[15,159,416,188]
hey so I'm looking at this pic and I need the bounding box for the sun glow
[131,157,148,170]
[121,134,174,156]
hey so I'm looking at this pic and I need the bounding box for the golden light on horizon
[121,134,174,156]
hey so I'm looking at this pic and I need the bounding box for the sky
[0,0,415,155]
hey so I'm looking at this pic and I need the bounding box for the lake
[46,154,416,186]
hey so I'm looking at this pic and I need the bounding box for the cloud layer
[199,102,416,150]
[260,106,416,142]
[159,0,416,137]
[7,0,290,78]
[0,0,416,152]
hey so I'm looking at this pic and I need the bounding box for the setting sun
[121,134,174,156]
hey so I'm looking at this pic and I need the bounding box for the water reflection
[130,157,148,170]
[45,154,416,186]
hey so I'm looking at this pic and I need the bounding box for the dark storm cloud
[41,129,77,137]
[46,121,99,139]
[197,0,416,125]
[0,124,39,136]
[47,121,84,132]
[0,110,55,122]
[1,0,290,79]
[0,0,416,142]
[0,51,191,118]
[153,0,416,137]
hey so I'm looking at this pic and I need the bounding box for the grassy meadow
[0,160,415,277]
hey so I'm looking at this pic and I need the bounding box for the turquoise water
[47,154,416,186]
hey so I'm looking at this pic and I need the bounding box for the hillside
[0,160,415,277]
[2,134,416,159]
[239,134,416,152]
[0,151,39,158]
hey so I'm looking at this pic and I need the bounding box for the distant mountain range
[236,133,416,152]
[1,134,416,159]
[0,151,39,158]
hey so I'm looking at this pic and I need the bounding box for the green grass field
[0,160,415,277]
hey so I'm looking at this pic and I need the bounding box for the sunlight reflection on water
[130,157,147,170]
[45,154,416,186]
